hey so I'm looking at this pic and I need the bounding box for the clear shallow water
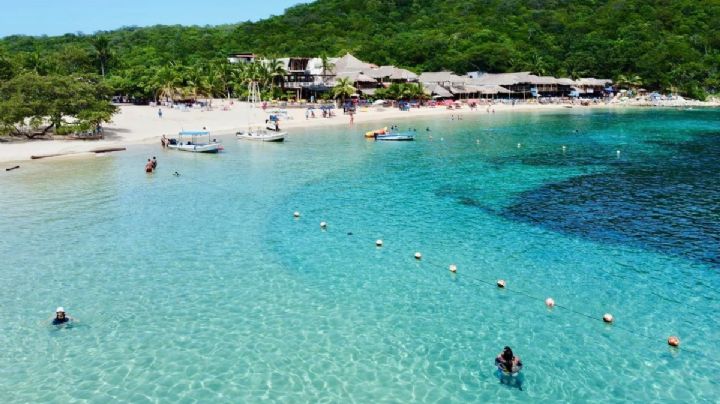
[1,108,719,402]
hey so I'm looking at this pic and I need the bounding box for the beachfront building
[571,78,614,97]
[227,53,256,64]
[420,71,612,100]
[419,72,512,99]
[473,72,613,99]
[257,53,420,100]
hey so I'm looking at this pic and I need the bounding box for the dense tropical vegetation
[0,0,718,134]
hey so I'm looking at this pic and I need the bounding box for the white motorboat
[236,128,286,142]
[238,83,288,143]
[168,131,223,153]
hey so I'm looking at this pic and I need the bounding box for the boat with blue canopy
[168,131,223,153]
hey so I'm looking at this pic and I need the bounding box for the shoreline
[1,100,717,165]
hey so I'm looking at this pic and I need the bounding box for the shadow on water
[465,131,720,268]
[495,369,525,391]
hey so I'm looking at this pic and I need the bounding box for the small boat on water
[375,133,415,141]
[236,128,286,142]
[365,127,388,138]
[168,131,223,153]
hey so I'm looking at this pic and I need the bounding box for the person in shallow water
[52,307,72,325]
[496,346,523,374]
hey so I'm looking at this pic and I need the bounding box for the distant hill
[1,0,718,97]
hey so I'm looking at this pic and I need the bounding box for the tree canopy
[0,72,117,137]
[1,0,718,99]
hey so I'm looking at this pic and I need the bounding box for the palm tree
[185,65,210,100]
[265,58,287,95]
[91,35,111,77]
[406,82,428,100]
[320,53,335,85]
[616,74,643,90]
[528,53,548,76]
[24,51,49,75]
[235,62,266,103]
[152,63,183,102]
[230,63,247,99]
[332,77,356,105]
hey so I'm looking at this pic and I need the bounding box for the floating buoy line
[164,146,699,356]
[288,212,701,356]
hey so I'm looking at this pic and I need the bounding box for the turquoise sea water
[1,108,719,402]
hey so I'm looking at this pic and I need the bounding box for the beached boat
[365,127,388,138]
[168,131,223,153]
[237,96,287,142]
[375,133,415,141]
[236,128,286,142]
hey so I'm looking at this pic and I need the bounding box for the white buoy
[603,313,614,323]
[414,252,422,260]
[293,211,300,218]
[616,150,621,157]
[376,239,383,247]
[517,143,521,148]
[562,145,567,151]
[497,279,506,288]
[476,139,480,144]
[449,264,457,273]
[320,221,327,229]
[545,297,555,308]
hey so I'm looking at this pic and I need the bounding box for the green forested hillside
[1,0,719,98]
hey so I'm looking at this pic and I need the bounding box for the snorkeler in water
[52,307,73,325]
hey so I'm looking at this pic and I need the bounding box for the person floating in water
[495,346,524,390]
[52,307,72,325]
[496,346,523,374]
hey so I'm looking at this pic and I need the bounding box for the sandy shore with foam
[0,99,716,164]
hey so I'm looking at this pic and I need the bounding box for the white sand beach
[0,98,716,164]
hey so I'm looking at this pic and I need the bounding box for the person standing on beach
[350,112,354,125]
[158,108,163,119]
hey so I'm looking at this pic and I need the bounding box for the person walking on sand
[350,112,354,125]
